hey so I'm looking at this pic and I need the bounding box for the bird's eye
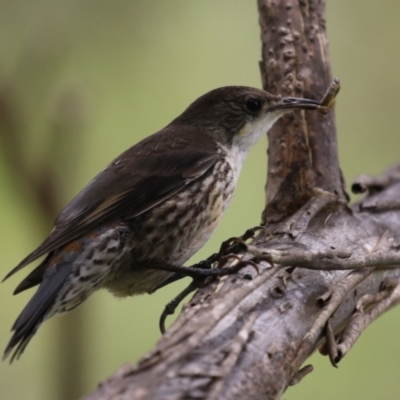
[245,98,261,112]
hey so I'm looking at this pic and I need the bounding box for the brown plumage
[2,86,323,361]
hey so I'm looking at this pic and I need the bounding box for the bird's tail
[3,262,72,363]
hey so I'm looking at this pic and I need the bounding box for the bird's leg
[150,258,214,293]
[150,256,260,332]
[152,226,270,292]
[157,256,260,333]
[216,225,273,258]
[147,256,258,279]
[159,280,203,334]
[153,228,268,332]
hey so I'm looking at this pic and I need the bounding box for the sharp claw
[242,260,260,275]
[159,298,181,334]
[158,281,199,334]
[222,236,243,247]
[218,254,242,268]
[159,308,169,334]
[214,226,274,266]
[215,258,259,276]
[241,226,273,241]
[227,237,248,249]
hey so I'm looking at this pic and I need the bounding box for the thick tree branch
[85,171,400,399]
[259,0,347,222]
[85,1,400,399]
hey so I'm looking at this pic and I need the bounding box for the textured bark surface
[259,0,346,221]
[84,1,400,399]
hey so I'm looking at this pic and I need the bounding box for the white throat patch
[231,110,284,177]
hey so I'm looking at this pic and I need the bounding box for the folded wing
[4,125,219,281]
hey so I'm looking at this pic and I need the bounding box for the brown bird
[3,86,323,361]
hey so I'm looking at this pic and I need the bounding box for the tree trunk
[84,1,400,399]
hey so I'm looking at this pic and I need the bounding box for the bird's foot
[216,225,273,258]
[152,225,271,292]
[157,258,259,333]
[152,226,271,331]
[150,258,213,293]
[159,279,203,334]
[148,255,259,280]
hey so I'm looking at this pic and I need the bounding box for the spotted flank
[3,225,127,362]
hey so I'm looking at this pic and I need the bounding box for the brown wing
[4,125,219,281]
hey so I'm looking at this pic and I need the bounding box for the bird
[2,85,323,361]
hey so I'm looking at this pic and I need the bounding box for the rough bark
[259,0,346,221]
[84,1,400,399]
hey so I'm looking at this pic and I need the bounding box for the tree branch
[0,60,87,400]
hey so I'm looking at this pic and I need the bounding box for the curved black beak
[268,79,340,114]
[268,97,321,112]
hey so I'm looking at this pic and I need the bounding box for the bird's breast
[176,157,236,262]
[105,153,239,296]
[130,155,234,242]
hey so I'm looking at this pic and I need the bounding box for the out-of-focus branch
[0,53,87,400]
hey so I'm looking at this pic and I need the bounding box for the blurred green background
[0,1,399,399]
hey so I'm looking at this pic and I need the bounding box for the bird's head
[173,86,322,153]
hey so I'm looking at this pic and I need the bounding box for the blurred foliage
[0,1,399,399]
